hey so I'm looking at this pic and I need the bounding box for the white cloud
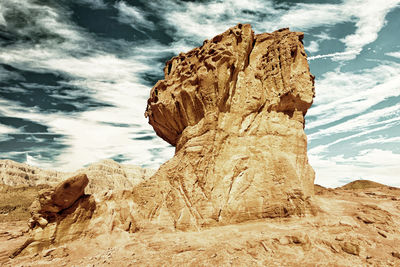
[277,0,400,61]
[386,51,400,59]
[0,45,175,170]
[305,41,319,54]
[1,0,399,187]
[276,3,345,30]
[313,31,333,41]
[307,62,400,134]
[0,11,6,26]
[75,0,107,9]
[0,124,16,135]
[311,149,400,188]
[115,1,155,30]
[309,101,400,141]
[0,0,175,171]
[308,50,359,61]
[139,0,399,62]
[356,136,400,146]
[146,0,277,42]
[338,0,400,60]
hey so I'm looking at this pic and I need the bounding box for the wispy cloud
[339,0,400,60]
[74,0,108,9]
[306,57,400,187]
[0,0,84,44]
[1,0,399,186]
[280,0,400,61]
[356,136,400,146]
[307,62,400,132]
[308,50,359,61]
[0,0,174,170]
[114,1,155,30]
[310,149,400,188]
[145,0,400,61]
[386,51,400,58]
[0,10,6,26]
[305,41,319,54]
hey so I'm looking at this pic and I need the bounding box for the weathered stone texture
[144,24,315,228]
[12,24,317,256]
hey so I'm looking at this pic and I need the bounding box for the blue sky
[0,0,399,187]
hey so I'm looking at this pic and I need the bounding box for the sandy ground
[1,186,400,266]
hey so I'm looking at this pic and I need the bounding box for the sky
[0,0,399,188]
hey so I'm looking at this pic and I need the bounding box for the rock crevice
[144,24,316,228]
[14,24,316,256]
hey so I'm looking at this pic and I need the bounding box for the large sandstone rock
[142,24,315,227]
[13,24,316,255]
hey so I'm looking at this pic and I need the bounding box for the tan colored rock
[28,174,89,229]
[12,23,317,256]
[340,241,361,256]
[79,159,156,194]
[3,168,400,266]
[142,23,315,228]
[35,174,88,213]
[0,159,61,187]
[0,159,155,194]
[43,173,88,212]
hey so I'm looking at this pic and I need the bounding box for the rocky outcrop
[28,174,89,228]
[9,173,95,258]
[143,24,315,227]
[80,159,155,194]
[5,184,400,266]
[0,160,61,187]
[0,159,155,194]
[12,23,316,256]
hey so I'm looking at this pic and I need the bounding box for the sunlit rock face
[145,23,315,227]
[12,24,317,257]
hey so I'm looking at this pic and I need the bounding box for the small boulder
[52,173,89,210]
[37,174,89,214]
[29,174,89,228]
[340,241,360,256]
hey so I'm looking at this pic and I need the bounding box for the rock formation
[3,181,400,266]
[143,23,315,227]
[0,160,62,187]
[28,174,89,228]
[9,23,317,256]
[2,24,400,266]
[0,159,155,194]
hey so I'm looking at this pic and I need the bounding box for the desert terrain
[1,24,399,266]
[1,168,400,266]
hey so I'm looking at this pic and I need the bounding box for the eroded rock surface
[10,24,317,256]
[0,159,155,194]
[143,24,315,227]
[0,160,62,187]
[28,174,89,228]
[4,184,400,266]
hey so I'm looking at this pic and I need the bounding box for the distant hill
[0,184,50,222]
[339,180,388,190]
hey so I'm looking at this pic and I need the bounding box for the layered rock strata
[0,159,155,194]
